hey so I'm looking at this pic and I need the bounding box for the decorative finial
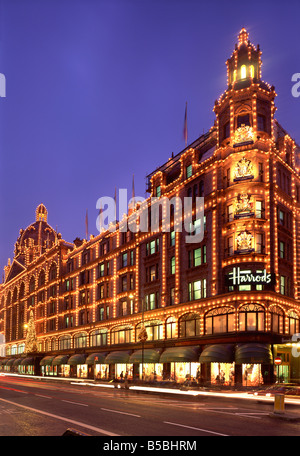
[238,28,249,46]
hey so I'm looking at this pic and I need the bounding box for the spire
[238,27,249,47]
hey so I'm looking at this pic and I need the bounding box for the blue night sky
[0,0,300,271]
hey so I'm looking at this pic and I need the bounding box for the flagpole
[183,101,188,148]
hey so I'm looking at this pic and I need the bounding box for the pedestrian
[124,371,129,389]
[120,371,124,382]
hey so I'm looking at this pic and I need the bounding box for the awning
[40,356,56,366]
[21,357,34,366]
[6,358,16,367]
[129,349,161,364]
[67,354,87,366]
[13,358,23,367]
[159,346,200,363]
[86,353,107,365]
[235,343,273,364]
[52,355,69,366]
[199,344,235,364]
[0,359,8,366]
[105,351,130,364]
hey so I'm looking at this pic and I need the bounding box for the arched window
[250,65,254,78]
[29,276,35,293]
[136,320,163,341]
[74,332,88,348]
[38,270,45,288]
[238,304,265,331]
[6,291,11,306]
[179,313,201,338]
[241,65,247,79]
[287,311,300,335]
[19,283,25,300]
[205,307,235,335]
[58,335,71,351]
[49,263,57,282]
[165,316,176,339]
[12,287,18,303]
[270,306,284,333]
[90,329,108,347]
[111,325,132,345]
[233,69,237,82]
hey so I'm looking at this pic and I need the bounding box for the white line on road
[0,397,119,436]
[101,407,141,417]
[164,421,229,436]
[62,400,89,407]
[35,394,52,399]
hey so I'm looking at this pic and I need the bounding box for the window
[140,320,163,341]
[169,287,175,306]
[258,163,264,182]
[179,313,200,338]
[165,316,176,339]
[149,265,157,282]
[256,233,264,254]
[98,263,105,277]
[121,275,127,292]
[288,311,299,335]
[238,304,265,331]
[227,236,233,256]
[170,256,175,275]
[279,241,285,259]
[90,329,107,347]
[74,333,87,348]
[188,279,207,300]
[146,239,159,255]
[59,336,71,350]
[194,248,202,267]
[279,209,285,226]
[227,204,234,222]
[241,65,247,79]
[280,275,291,296]
[270,306,284,334]
[223,121,230,140]
[186,164,192,178]
[156,185,161,197]
[257,115,266,132]
[255,200,263,218]
[237,113,250,128]
[145,292,158,310]
[170,230,175,246]
[250,65,254,78]
[205,307,235,335]
[111,326,132,344]
[122,252,128,268]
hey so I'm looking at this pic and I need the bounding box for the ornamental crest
[233,124,254,145]
[234,193,254,219]
[235,231,254,254]
[234,157,254,181]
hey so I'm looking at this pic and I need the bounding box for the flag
[85,209,89,239]
[183,102,188,147]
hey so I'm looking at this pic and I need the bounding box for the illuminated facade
[1,29,300,386]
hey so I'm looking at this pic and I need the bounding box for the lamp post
[129,293,148,381]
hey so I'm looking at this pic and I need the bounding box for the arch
[6,291,11,306]
[58,334,71,351]
[179,312,201,338]
[29,276,35,293]
[19,282,25,300]
[287,309,300,335]
[111,325,132,345]
[205,306,235,335]
[269,305,284,334]
[165,316,177,339]
[90,328,108,347]
[38,269,46,288]
[238,303,265,331]
[136,319,163,341]
[73,332,88,349]
[49,262,58,282]
[12,287,18,303]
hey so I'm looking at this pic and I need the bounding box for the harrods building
[1,29,300,386]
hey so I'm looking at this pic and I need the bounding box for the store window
[238,304,265,331]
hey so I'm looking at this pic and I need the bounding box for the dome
[14,204,58,262]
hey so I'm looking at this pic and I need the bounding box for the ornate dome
[14,204,58,263]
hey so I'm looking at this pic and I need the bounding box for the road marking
[101,407,141,417]
[164,421,229,436]
[0,385,28,394]
[0,397,119,436]
[35,394,52,399]
[62,400,88,407]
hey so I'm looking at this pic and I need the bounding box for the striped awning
[199,344,235,363]
[129,349,161,364]
[235,343,273,364]
[86,353,107,365]
[40,356,56,366]
[105,351,130,364]
[52,355,69,366]
[159,346,200,363]
[68,354,87,366]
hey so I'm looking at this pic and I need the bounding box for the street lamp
[129,293,148,381]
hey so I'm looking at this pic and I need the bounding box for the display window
[115,363,133,379]
[139,363,163,381]
[211,363,235,385]
[77,364,88,378]
[242,364,263,386]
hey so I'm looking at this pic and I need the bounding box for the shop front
[129,349,162,381]
[12,358,23,374]
[40,356,56,376]
[52,355,70,377]
[86,353,108,380]
[159,346,200,383]
[105,351,133,380]
[20,357,35,375]
[199,344,235,385]
[235,343,274,386]
[67,354,87,378]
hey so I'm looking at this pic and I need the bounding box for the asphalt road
[0,375,299,437]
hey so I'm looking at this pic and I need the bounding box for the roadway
[0,374,299,437]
